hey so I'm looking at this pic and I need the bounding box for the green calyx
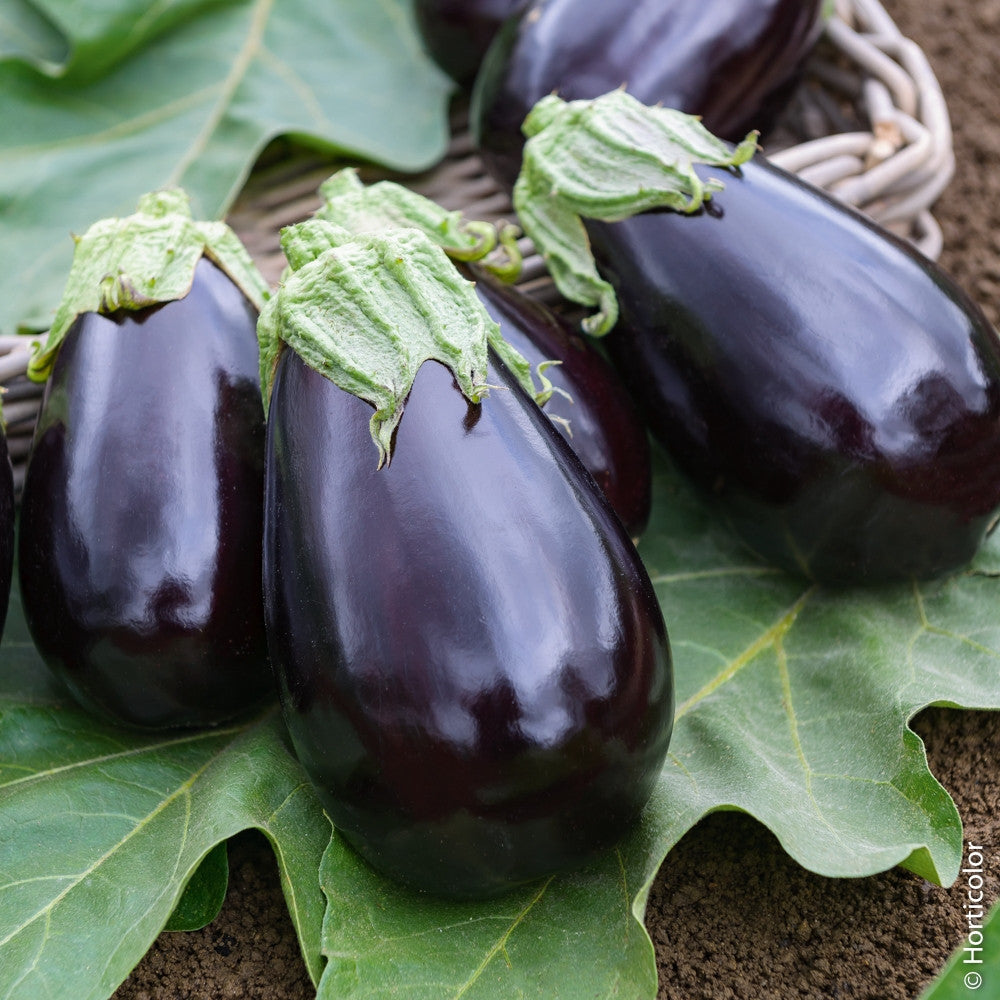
[258,219,545,467]
[29,188,270,383]
[512,90,758,337]
[316,168,522,281]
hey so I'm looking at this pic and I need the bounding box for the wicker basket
[0,0,953,490]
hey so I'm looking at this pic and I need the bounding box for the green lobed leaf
[0,0,452,337]
[0,579,332,999]
[316,836,657,1000]
[163,841,229,933]
[314,451,1000,998]
[22,0,237,81]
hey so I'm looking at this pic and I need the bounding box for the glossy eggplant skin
[470,267,652,536]
[473,0,824,188]
[264,348,673,899]
[590,158,1000,584]
[18,258,271,728]
[414,0,527,87]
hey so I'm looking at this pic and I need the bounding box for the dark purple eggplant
[586,158,1000,583]
[414,0,527,86]
[18,258,271,728]
[472,0,825,188]
[469,266,652,536]
[264,345,673,898]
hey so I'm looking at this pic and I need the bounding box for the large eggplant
[592,162,1000,582]
[414,0,527,86]
[19,228,272,728]
[473,0,825,188]
[511,91,1000,583]
[470,267,652,536]
[261,223,673,898]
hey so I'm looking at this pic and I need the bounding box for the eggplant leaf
[313,452,1000,998]
[0,0,451,337]
[316,836,658,1000]
[163,841,230,933]
[4,450,1000,1000]
[0,582,332,1000]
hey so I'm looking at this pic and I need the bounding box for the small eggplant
[512,92,1000,583]
[472,0,825,188]
[18,192,273,728]
[313,168,652,537]
[413,0,527,87]
[260,222,673,898]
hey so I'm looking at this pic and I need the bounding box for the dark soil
[114,0,1000,996]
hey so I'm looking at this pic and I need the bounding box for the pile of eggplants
[13,182,674,899]
[459,0,826,188]
[14,2,1000,900]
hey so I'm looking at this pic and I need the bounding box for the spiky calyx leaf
[512,90,757,336]
[258,219,545,466]
[29,188,270,382]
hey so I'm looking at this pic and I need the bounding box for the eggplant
[414,0,527,87]
[586,159,1000,582]
[261,222,673,898]
[472,0,825,188]
[19,257,271,728]
[470,267,652,536]
[509,91,1000,583]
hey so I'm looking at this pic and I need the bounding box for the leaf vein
[256,46,330,130]
[450,878,553,999]
[775,639,842,842]
[165,0,275,189]
[666,752,700,793]
[0,731,244,950]
[651,565,783,585]
[674,588,815,720]
[0,87,220,164]
[0,723,245,792]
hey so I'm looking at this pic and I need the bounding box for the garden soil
[113,0,1000,997]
